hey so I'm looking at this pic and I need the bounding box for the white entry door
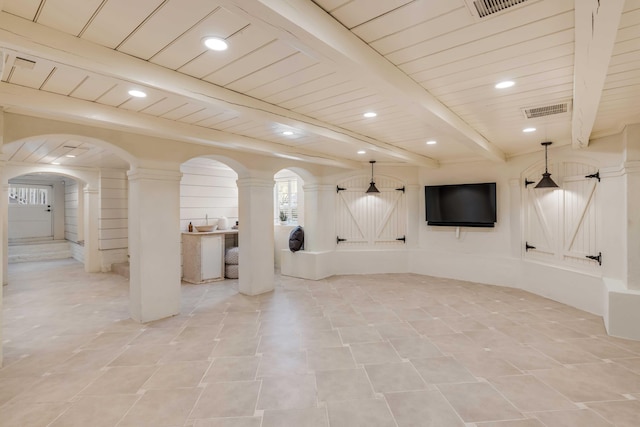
[8,184,54,241]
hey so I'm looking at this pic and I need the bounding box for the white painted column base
[128,168,182,322]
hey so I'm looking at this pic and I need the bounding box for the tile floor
[2,259,640,426]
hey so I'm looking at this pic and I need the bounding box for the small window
[275,176,298,224]
[8,185,50,206]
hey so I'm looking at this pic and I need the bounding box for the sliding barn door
[336,175,406,247]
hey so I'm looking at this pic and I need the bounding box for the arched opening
[179,157,239,283]
[273,168,306,270]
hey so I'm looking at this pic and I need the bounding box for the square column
[302,184,336,251]
[237,177,275,295]
[83,186,100,272]
[128,168,182,322]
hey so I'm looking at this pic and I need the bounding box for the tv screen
[425,182,496,227]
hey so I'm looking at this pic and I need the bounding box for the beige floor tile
[190,381,260,419]
[567,337,638,359]
[12,371,101,403]
[375,322,419,340]
[337,326,384,344]
[488,344,561,371]
[587,400,640,427]
[612,357,640,374]
[530,340,602,364]
[530,366,624,402]
[0,402,70,427]
[202,356,259,383]
[193,417,262,427]
[262,407,328,427]
[256,351,307,377]
[428,333,483,354]
[211,337,259,357]
[0,375,45,406]
[349,342,401,365]
[489,374,577,412]
[108,344,168,366]
[142,361,210,389]
[533,409,613,426]
[216,322,259,339]
[365,362,426,393]
[50,348,121,373]
[80,331,140,350]
[438,382,522,422]
[257,332,302,353]
[388,337,443,359]
[127,327,182,346]
[476,419,545,427]
[175,326,222,344]
[385,389,464,427]
[301,329,342,349]
[307,347,356,371]
[440,316,489,332]
[48,394,139,427]
[452,351,522,378]
[80,365,157,395]
[391,308,431,321]
[316,368,374,402]
[118,388,202,427]
[257,374,317,410]
[160,340,216,362]
[408,319,456,336]
[327,398,396,427]
[411,357,477,384]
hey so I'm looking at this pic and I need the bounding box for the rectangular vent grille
[523,103,569,119]
[472,0,529,18]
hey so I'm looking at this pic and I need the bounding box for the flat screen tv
[425,182,496,227]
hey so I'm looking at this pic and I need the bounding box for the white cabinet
[182,233,224,283]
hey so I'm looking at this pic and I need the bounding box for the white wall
[180,158,239,231]
[99,169,129,269]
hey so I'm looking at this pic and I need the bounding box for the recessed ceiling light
[363,112,377,118]
[282,131,294,136]
[495,80,515,89]
[65,154,76,158]
[426,140,437,145]
[357,150,366,154]
[128,89,147,98]
[51,162,61,165]
[523,127,537,133]
[203,37,228,51]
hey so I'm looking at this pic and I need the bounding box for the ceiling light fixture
[357,150,366,154]
[282,131,294,136]
[65,154,76,158]
[523,127,536,133]
[366,160,380,194]
[203,37,228,51]
[535,142,559,189]
[51,162,61,165]
[426,140,437,145]
[128,89,147,98]
[495,80,515,89]
[363,112,377,118]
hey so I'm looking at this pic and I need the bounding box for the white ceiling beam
[0,82,363,170]
[0,12,438,168]
[572,0,625,148]
[223,0,506,163]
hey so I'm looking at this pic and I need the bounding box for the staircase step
[112,262,130,279]
[8,241,72,263]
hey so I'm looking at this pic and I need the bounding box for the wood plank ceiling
[0,0,638,169]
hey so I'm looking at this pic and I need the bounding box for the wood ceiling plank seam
[92,82,119,103]
[259,71,343,104]
[174,106,207,122]
[146,6,224,63]
[313,96,386,121]
[38,66,57,90]
[352,0,463,44]
[330,0,414,30]
[115,0,172,51]
[12,139,48,162]
[137,96,168,113]
[192,111,228,126]
[77,0,108,38]
[346,0,421,32]
[160,103,204,120]
[278,80,362,110]
[33,0,47,22]
[295,88,376,115]
[65,75,90,97]
[405,30,574,79]
[26,139,67,163]
[155,101,188,118]
[244,61,327,99]
[391,10,574,67]
[223,50,301,90]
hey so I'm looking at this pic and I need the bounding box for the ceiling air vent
[522,101,571,119]
[465,0,536,19]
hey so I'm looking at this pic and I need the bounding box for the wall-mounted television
[425,182,497,227]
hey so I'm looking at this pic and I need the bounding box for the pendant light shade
[366,160,380,193]
[535,142,559,189]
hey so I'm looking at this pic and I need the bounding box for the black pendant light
[535,141,559,189]
[366,160,380,193]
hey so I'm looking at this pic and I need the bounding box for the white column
[237,177,275,295]
[405,184,419,248]
[302,184,336,252]
[83,186,100,272]
[0,174,6,368]
[624,124,640,290]
[128,167,182,322]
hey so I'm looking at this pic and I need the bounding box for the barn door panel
[562,165,598,266]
